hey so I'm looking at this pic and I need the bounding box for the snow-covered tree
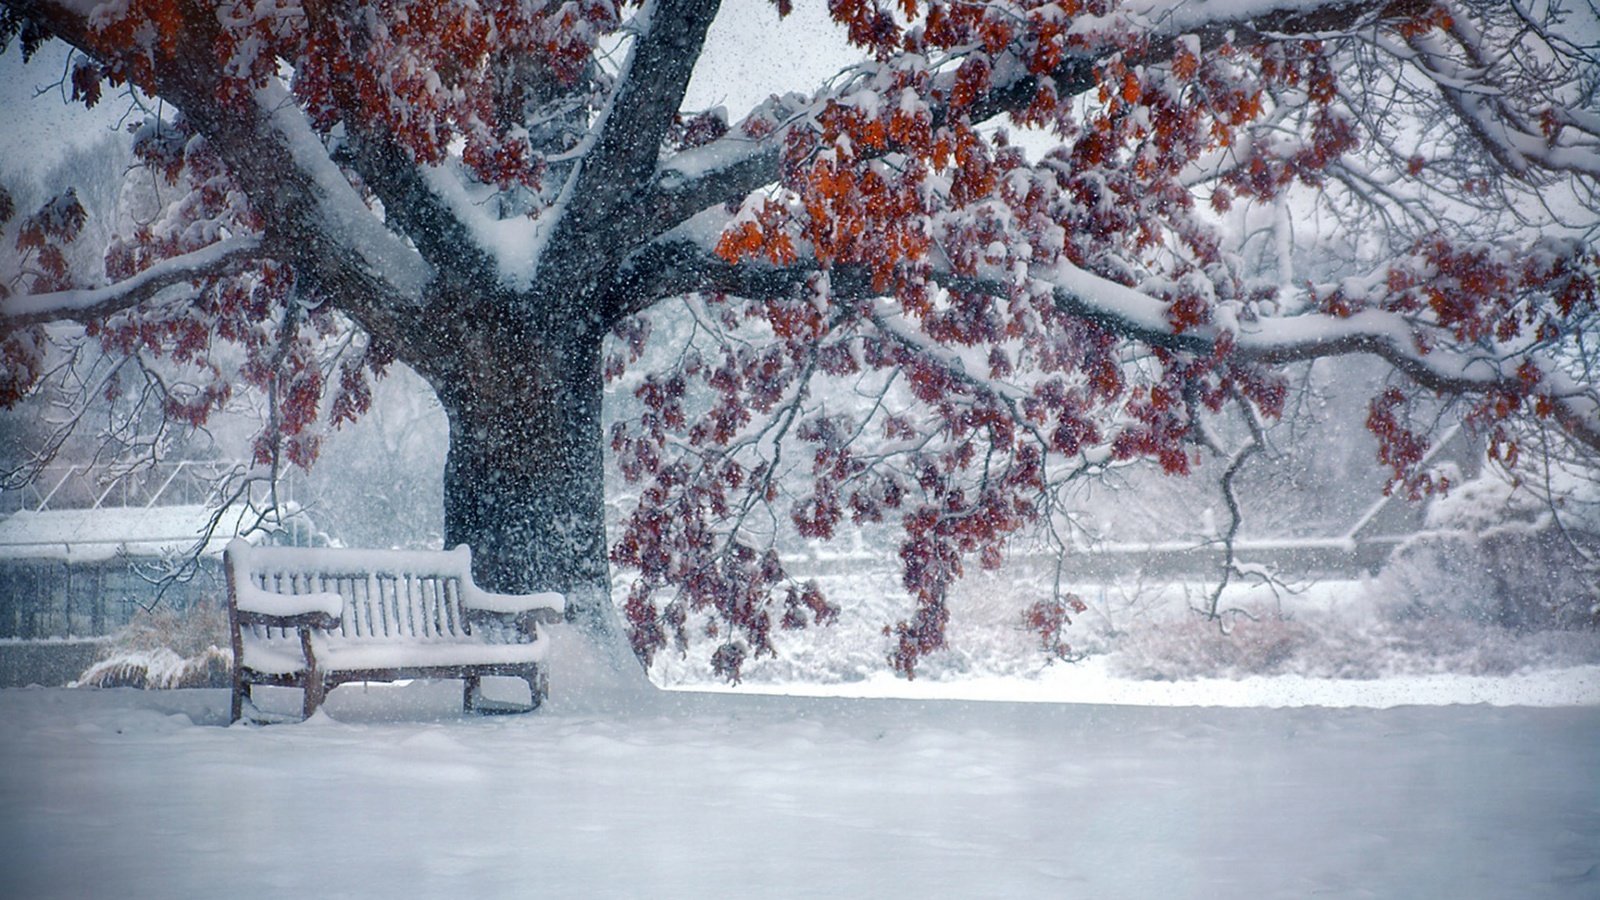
[1,0,1595,678]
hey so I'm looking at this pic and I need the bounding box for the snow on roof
[0,505,266,564]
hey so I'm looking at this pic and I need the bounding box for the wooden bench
[224,539,564,723]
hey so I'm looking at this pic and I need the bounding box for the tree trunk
[433,320,638,676]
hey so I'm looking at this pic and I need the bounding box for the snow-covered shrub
[1376,468,1599,631]
[73,605,231,689]
[1106,604,1600,681]
[1109,613,1315,680]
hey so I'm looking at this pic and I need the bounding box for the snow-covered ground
[3,648,1597,899]
[693,654,1600,708]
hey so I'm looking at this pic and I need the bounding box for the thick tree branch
[532,0,722,297]
[296,0,497,287]
[609,236,821,313]
[5,1,442,361]
[338,130,502,289]
[174,80,449,364]
[645,139,784,243]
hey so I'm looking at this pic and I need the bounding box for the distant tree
[1,0,1595,679]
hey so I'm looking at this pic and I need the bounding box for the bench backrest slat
[363,574,380,638]
[397,575,412,637]
[444,577,462,637]
[243,564,473,642]
[376,574,392,637]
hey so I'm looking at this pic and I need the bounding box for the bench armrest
[235,608,342,630]
[234,581,344,625]
[461,586,565,623]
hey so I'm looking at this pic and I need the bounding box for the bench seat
[239,634,548,676]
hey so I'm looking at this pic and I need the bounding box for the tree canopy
[1,0,1596,679]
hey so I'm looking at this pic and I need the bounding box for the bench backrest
[230,544,481,642]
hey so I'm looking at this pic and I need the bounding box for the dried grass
[74,646,232,689]
[73,605,232,690]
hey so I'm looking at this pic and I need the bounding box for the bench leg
[302,670,326,720]
[231,679,250,724]
[524,666,547,711]
[464,671,542,714]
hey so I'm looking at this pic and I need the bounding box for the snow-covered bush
[1108,614,1315,680]
[73,605,231,690]
[1376,468,1599,631]
[1106,604,1600,681]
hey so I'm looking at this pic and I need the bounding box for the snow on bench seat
[225,539,564,722]
[239,634,549,676]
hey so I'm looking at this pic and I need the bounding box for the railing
[0,555,224,640]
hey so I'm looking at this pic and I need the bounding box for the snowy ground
[3,651,1598,899]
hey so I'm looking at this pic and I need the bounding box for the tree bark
[431,316,633,668]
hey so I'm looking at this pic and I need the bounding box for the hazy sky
[3,41,132,182]
[684,2,862,114]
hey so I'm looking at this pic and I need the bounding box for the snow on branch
[647,136,785,244]
[1402,24,1600,180]
[1,236,263,332]
[615,231,1600,454]
[1118,0,1414,40]
[252,81,434,301]
[1034,258,1600,454]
